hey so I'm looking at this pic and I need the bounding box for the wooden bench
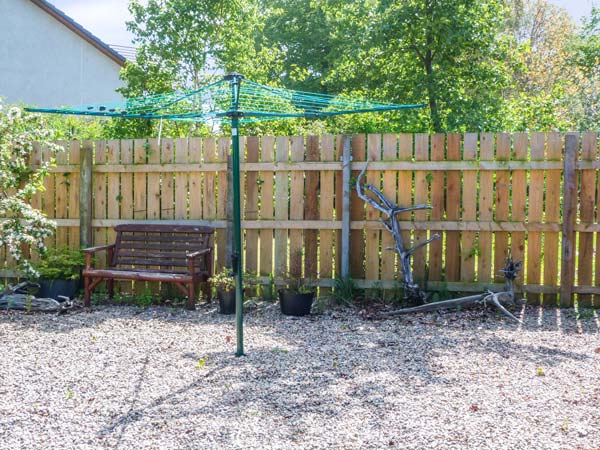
[83,224,214,309]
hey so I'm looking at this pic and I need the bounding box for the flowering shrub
[0,103,61,276]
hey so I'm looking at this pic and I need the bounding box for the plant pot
[217,288,236,314]
[278,290,314,316]
[38,278,80,301]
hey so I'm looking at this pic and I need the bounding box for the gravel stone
[1,304,599,449]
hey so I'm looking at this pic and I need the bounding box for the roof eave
[29,0,127,67]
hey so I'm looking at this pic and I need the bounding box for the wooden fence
[2,132,600,307]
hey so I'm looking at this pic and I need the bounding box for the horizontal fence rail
[2,132,599,307]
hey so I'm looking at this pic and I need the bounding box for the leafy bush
[0,103,60,276]
[32,246,85,280]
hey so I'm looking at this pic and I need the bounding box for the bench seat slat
[119,234,210,243]
[117,250,192,260]
[83,268,193,282]
[117,242,207,251]
[114,258,194,268]
[115,224,214,234]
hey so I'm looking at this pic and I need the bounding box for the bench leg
[107,279,114,300]
[84,276,91,308]
[201,277,211,303]
[186,281,196,310]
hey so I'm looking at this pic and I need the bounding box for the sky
[50,0,596,48]
[50,0,138,46]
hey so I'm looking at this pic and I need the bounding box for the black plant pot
[38,278,80,301]
[218,289,236,314]
[279,290,314,316]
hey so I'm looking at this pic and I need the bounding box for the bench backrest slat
[112,224,214,271]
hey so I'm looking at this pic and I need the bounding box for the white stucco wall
[0,0,123,107]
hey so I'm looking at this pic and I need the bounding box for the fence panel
[4,133,600,307]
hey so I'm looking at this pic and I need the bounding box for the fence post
[560,133,578,307]
[79,140,93,248]
[341,135,352,279]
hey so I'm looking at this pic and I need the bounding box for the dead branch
[356,161,439,302]
[380,257,524,323]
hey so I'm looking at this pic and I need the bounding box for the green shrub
[32,246,85,280]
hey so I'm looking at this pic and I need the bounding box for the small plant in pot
[278,276,316,316]
[210,269,260,314]
[32,246,85,301]
[210,268,240,314]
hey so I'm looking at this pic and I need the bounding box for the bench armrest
[83,244,115,254]
[83,244,115,269]
[186,248,213,276]
[186,248,211,259]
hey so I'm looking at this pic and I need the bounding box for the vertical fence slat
[413,134,429,282]
[68,140,80,249]
[160,139,175,220]
[578,132,596,307]
[189,137,203,221]
[147,139,161,220]
[381,134,398,281]
[365,134,382,282]
[43,143,56,251]
[289,137,305,276]
[461,133,477,282]
[245,137,260,274]
[335,136,344,277]
[93,141,107,270]
[259,137,275,279]
[274,136,289,277]
[595,138,600,308]
[106,140,120,246]
[319,135,335,291]
[511,133,528,287]
[55,141,68,249]
[429,134,444,282]
[478,133,494,283]
[527,133,545,304]
[174,138,188,220]
[217,138,230,270]
[445,134,461,281]
[561,134,579,307]
[120,140,134,222]
[543,132,562,305]
[350,135,366,279]
[397,134,413,280]
[133,139,147,221]
[304,136,319,279]
[494,133,510,282]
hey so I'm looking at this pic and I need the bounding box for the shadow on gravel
[53,302,596,447]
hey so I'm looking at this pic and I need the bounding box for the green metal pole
[229,74,244,357]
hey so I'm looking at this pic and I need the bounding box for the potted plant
[210,269,260,314]
[32,246,85,301]
[210,268,236,314]
[278,276,316,316]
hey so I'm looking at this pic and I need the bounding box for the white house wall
[0,0,123,107]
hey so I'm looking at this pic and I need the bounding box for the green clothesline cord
[26,77,424,123]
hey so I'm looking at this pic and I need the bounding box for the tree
[571,7,600,129]
[364,0,512,132]
[0,104,60,275]
[503,0,579,130]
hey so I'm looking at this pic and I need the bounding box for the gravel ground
[0,302,599,450]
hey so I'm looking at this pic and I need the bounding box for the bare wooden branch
[381,257,524,323]
[356,160,440,302]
